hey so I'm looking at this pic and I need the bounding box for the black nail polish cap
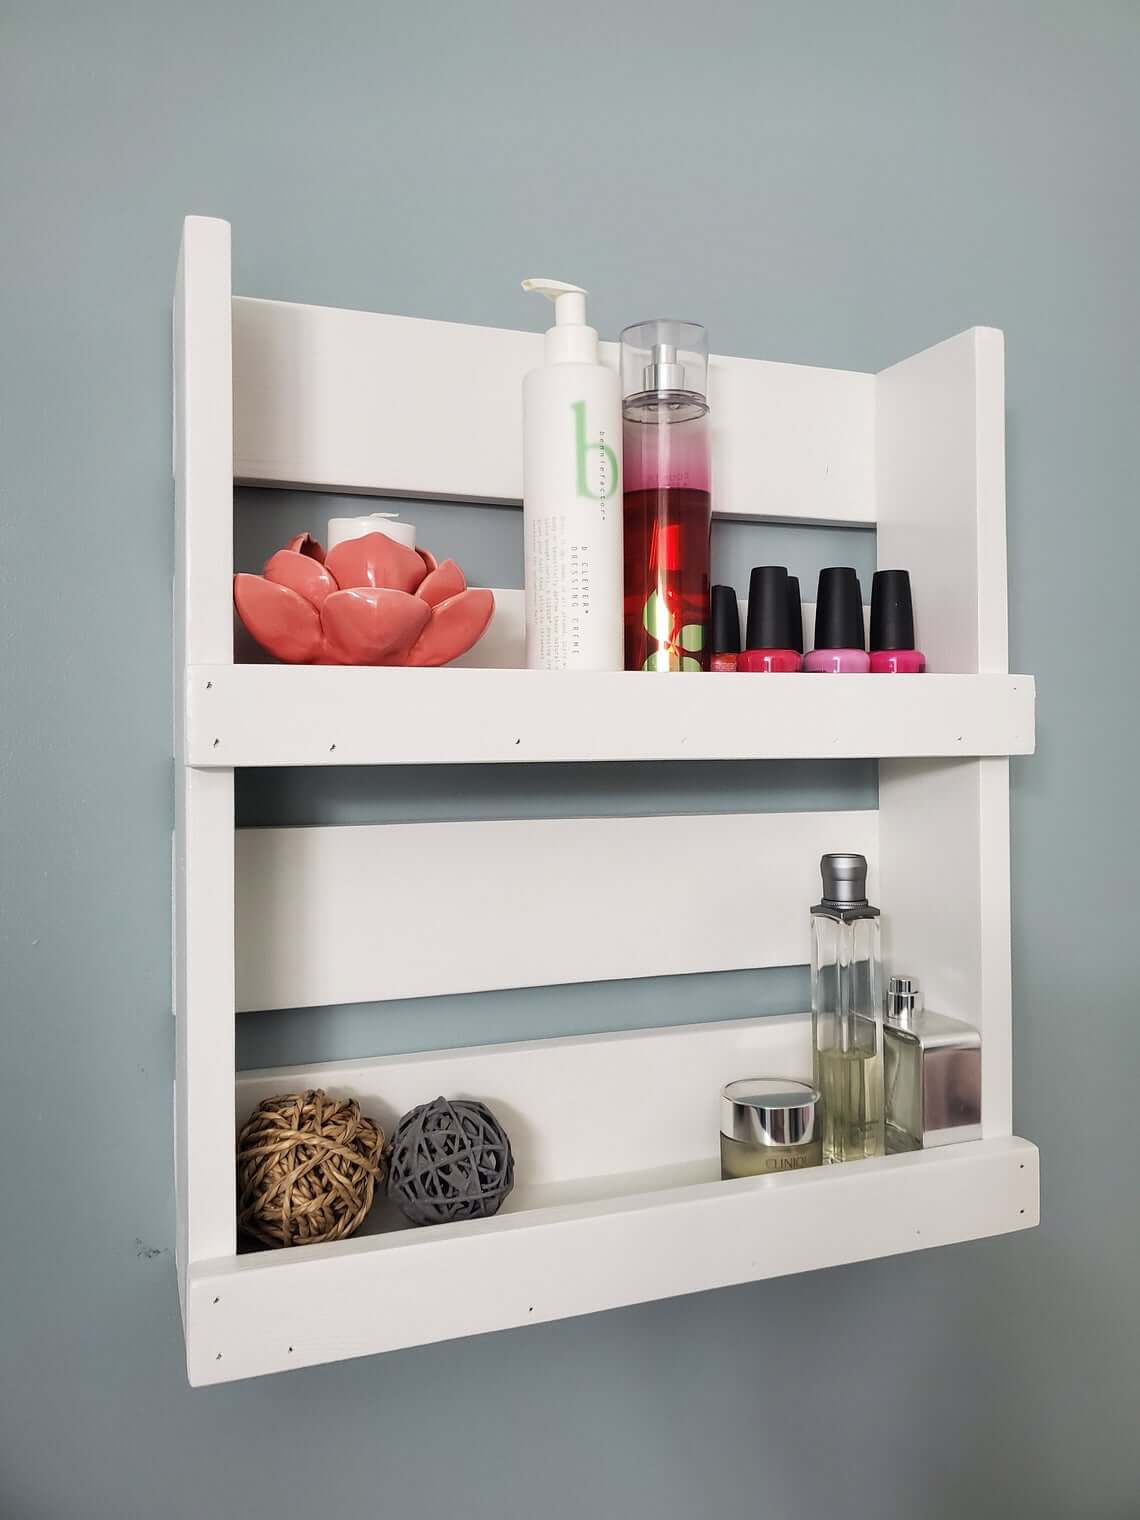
[711,584,741,654]
[786,573,804,655]
[813,567,865,651]
[745,566,796,649]
[870,569,916,651]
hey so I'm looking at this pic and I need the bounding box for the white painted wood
[877,759,1012,1138]
[234,813,878,1011]
[186,1131,1039,1384]
[875,330,1014,1136]
[875,327,1008,674]
[977,756,1013,1135]
[236,1015,814,1184]
[450,591,858,669]
[186,664,1035,768]
[173,216,237,1303]
[232,296,876,525]
[175,217,234,674]
[174,769,237,1287]
[172,218,1037,1382]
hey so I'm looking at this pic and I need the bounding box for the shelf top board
[183,665,1035,768]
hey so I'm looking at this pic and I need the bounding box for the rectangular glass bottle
[883,976,982,1152]
[810,853,885,1163]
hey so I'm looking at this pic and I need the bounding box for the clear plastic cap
[621,319,708,402]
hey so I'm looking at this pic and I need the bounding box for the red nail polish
[710,584,741,672]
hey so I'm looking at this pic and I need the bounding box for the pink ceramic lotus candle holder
[234,531,495,666]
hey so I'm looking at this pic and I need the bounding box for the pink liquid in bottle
[620,322,711,672]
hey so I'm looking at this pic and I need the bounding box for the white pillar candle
[326,512,417,551]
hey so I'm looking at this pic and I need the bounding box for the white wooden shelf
[173,215,1039,1387]
[182,1017,1039,1387]
[187,666,1034,768]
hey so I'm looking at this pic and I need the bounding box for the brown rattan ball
[236,1089,384,1248]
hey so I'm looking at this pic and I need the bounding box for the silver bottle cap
[643,341,687,393]
[887,975,924,1025]
[721,1079,820,1147]
[820,852,868,906]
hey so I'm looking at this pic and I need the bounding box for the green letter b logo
[573,400,619,501]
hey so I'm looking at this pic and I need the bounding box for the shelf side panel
[186,1136,1039,1384]
[174,216,237,1300]
[876,328,1014,1137]
[231,296,876,525]
[875,326,1008,674]
[234,812,878,1011]
[878,757,1012,1136]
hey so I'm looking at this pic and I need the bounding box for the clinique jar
[720,1079,823,1179]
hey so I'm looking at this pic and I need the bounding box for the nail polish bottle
[870,569,926,673]
[710,584,741,671]
[803,567,870,673]
[787,573,804,660]
[738,566,802,672]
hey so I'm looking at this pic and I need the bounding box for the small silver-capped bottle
[883,976,982,1153]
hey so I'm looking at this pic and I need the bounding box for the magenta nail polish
[870,569,925,673]
[805,567,869,673]
[738,566,802,673]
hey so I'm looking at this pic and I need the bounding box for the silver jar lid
[721,1078,820,1147]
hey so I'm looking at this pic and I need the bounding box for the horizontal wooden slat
[449,590,851,669]
[237,1014,813,1184]
[187,665,1035,767]
[235,811,878,1011]
[232,296,876,525]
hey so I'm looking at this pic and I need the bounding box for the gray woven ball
[386,1096,514,1226]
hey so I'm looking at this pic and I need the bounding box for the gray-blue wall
[3,3,1137,1516]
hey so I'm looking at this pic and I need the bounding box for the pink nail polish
[805,567,869,673]
[870,569,925,673]
[739,567,802,673]
[803,648,871,673]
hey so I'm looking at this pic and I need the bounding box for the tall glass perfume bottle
[810,853,885,1163]
[883,976,982,1152]
[620,321,711,671]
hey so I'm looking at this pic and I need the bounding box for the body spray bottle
[620,321,711,671]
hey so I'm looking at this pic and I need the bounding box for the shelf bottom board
[188,1135,1038,1385]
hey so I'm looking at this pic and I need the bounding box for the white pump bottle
[521,278,624,671]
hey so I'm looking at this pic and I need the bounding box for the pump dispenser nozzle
[521,278,587,323]
[522,277,598,364]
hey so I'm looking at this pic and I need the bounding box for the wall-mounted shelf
[173,214,1038,1387]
